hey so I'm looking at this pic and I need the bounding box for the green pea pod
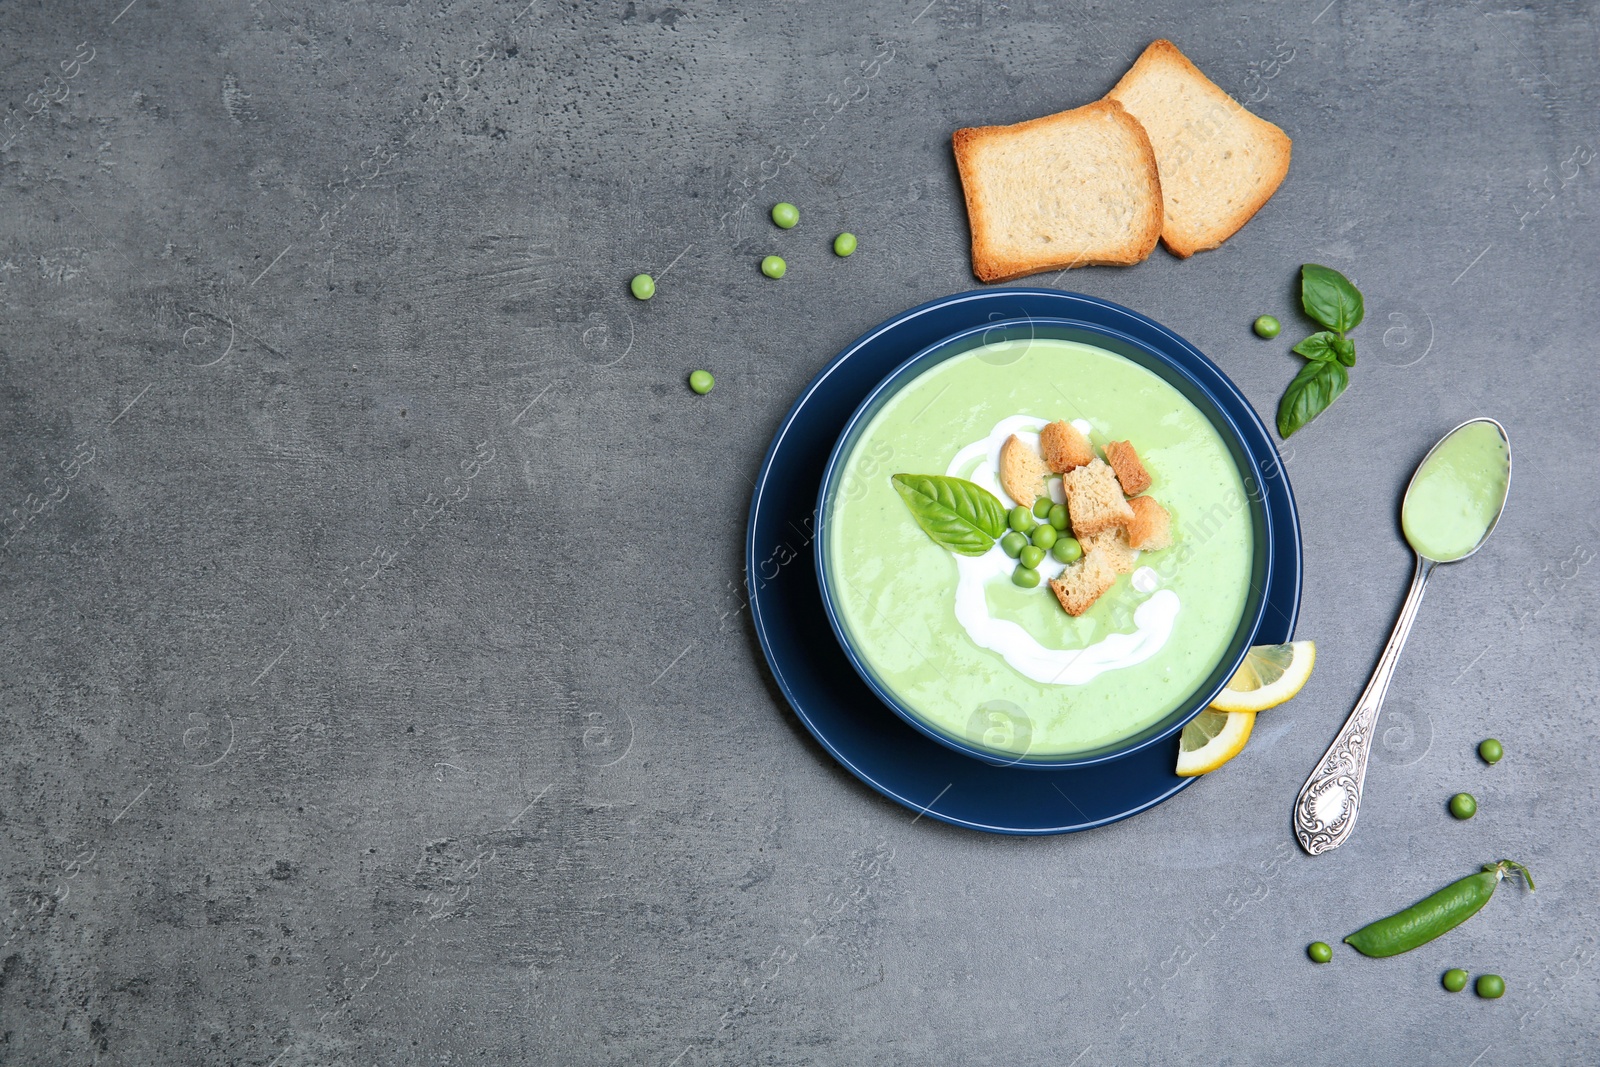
[1344,860,1534,958]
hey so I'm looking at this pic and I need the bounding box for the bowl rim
[812,305,1275,770]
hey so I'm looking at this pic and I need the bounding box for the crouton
[1104,440,1152,496]
[1049,552,1119,617]
[1083,528,1139,574]
[1125,495,1173,550]
[1039,419,1095,473]
[1063,458,1134,539]
[997,434,1051,508]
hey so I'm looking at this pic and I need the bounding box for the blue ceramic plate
[747,289,1301,834]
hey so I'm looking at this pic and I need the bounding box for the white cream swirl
[944,416,1178,685]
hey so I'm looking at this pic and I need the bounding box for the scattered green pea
[1032,496,1053,519]
[688,370,714,395]
[1018,545,1045,570]
[1051,537,1083,564]
[1008,506,1034,533]
[1442,968,1469,993]
[1307,941,1333,964]
[1011,565,1040,588]
[1475,973,1505,999]
[1048,504,1069,531]
[1000,531,1027,559]
[1253,314,1280,339]
[833,232,857,257]
[630,273,656,300]
[760,255,787,279]
[1449,792,1478,820]
[1031,525,1057,550]
[771,202,800,229]
[1479,738,1503,765]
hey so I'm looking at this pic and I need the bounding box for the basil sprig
[891,473,1008,556]
[1277,265,1364,437]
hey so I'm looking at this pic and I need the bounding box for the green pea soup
[1401,420,1510,562]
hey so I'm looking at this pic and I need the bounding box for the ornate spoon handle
[1294,556,1437,855]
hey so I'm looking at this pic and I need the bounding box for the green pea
[760,255,787,279]
[833,232,857,257]
[1253,314,1280,339]
[1478,738,1503,764]
[1344,861,1533,959]
[1008,506,1034,533]
[1048,504,1069,531]
[1306,941,1333,964]
[1442,968,1469,993]
[688,370,714,395]
[1052,537,1082,564]
[771,202,800,229]
[1475,974,1505,999]
[630,273,656,300]
[1018,546,1045,569]
[1032,496,1053,519]
[1449,792,1477,820]
[1031,524,1057,550]
[1011,565,1040,588]
[1000,531,1027,558]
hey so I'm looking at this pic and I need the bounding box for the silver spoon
[1293,418,1511,855]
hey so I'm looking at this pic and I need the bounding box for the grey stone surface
[1,0,1597,1063]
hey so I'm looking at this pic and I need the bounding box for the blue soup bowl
[814,306,1283,770]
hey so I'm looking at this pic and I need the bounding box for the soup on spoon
[1401,420,1511,561]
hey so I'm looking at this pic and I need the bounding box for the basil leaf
[1276,358,1349,438]
[1301,264,1365,333]
[1292,331,1340,362]
[891,473,1008,556]
[1332,337,1356,366]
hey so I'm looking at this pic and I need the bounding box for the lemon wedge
[1176,709,1256,777]
[1209,641,1316,714]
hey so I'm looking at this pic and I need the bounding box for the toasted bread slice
[952,99,1163,282]
[1083,528,1139,574]
[998,434,1051,508]
[1106,40,1292,258]
[1050,553,1119,617]
[1039,420,1095,473]
[1063,458,1134,540]
[1125,495,1173,550]
[1104,440,1152,496]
